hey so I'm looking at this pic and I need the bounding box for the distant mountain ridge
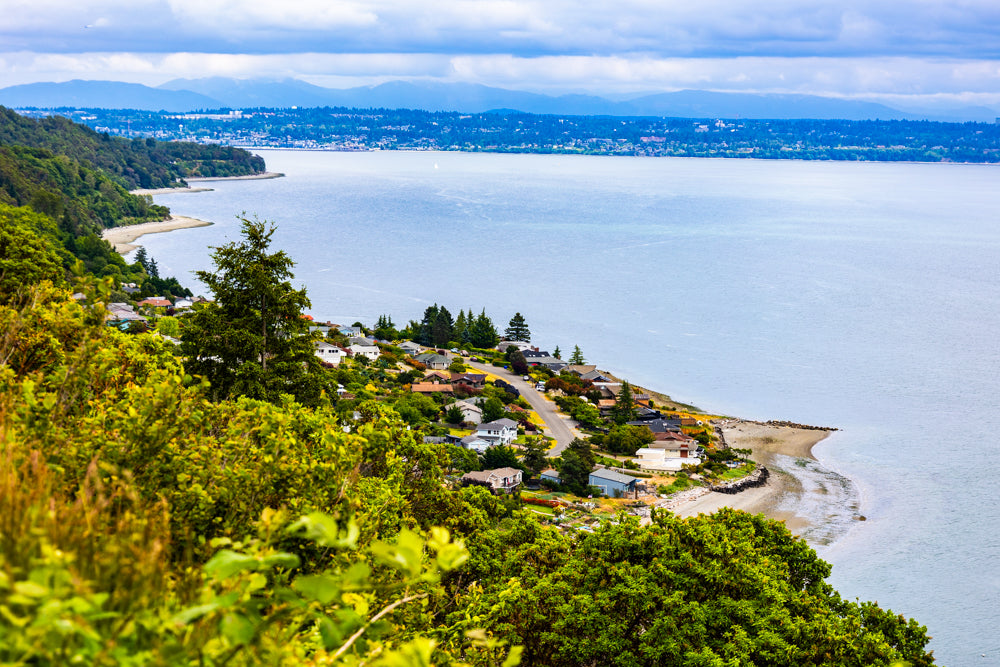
[2,77,998,122]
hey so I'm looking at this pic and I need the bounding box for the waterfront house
[461,467,523,494]
[588,468,639,498]
[476,418,518,446]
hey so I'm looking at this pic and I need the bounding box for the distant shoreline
[102,216,213,254]
[130,171,284,196]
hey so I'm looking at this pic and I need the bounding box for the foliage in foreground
[0,281,935,666]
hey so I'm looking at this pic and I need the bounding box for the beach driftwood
[710,466,769,494]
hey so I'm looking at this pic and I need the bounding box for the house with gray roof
[588,468,639,498]
[476,418,518,446]
[414,352,450,370]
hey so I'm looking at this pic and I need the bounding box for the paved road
[464,359,580,456]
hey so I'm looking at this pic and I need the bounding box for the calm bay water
[141,149,1000,665]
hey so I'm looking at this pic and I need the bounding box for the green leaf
[292,574,342,605]
[204,550,260,579]
[501,645,524,667]
[220,612,256,646]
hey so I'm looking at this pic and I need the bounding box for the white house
[460,434,492,453]
[461,467,523,494]
[476,418,518,447]
[451,400,484,424]
[348,342,381,361]
[314,340,345,366]
[633,445,704,472]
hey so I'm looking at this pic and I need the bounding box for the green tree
[504,312,530,342]
[468,308,499,348]
[552,345,561,359]
[0,204,66,303]
[600,424,655,455]
[432,305,454,347]
[444,403,466,425]
[521,438,549,477]
[155,314,181,338]
[482,397,506,423]
[483,445,522,471]
[373,313,397,340]
[180,216,325,404]
[612,380,637,424]
[568,345,585,365]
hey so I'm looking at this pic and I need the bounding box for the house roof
[478,418,518,430]
[137,297,171,307]
[411,382,454,393]
[414,352,449,364]
[589,468,638,484]
[540,468,560,477]
[452,400,483,414]
[564,364,597,376]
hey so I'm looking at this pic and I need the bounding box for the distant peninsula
[32,105,1000,165]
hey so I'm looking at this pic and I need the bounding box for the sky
[4,0,1000,107]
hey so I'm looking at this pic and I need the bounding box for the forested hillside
[0,107,264,288]
[0,106,265,189]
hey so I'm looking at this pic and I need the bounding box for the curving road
[464,358,581,456]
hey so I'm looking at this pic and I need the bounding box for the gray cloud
[4,0,1000,101]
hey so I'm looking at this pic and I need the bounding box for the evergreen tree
[521,438,549,477]
[504,312,531,342]
[559,438,596,495]
[469,308,499,348]
[432,305,454,347]
[613,380,637,424]
[568,345,585,365]
[553,345,561,359]
[180,216,325,404]
[418,304,440,346]
[453,309,468,343]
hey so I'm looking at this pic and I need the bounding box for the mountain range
[1,77,997,122]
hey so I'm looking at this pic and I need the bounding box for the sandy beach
[671,421,832,535]
[102,216,213,254]
[130,172,284,196]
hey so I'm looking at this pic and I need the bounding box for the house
[582,370,616,383]
[339,326,363,337]
[564,364,597,377]
[414,352,450,370]
[174,298,194,310]
[522,350,551,359]
[411,381,454,394]
[588,468,639,498]
[423,370,451,383]
[308,324,331,336]
[496,340,532,353]
[450,372,486,389]
[460,434,492,453]
[476,418,518,446]
[451,400,484,424]
[628,418,684,433]
[313,340,346,366]
[461,467,523,494]
[633,444,703,472]
[398,341,423,354]
[540,468,562,485]
[348,342,380,361]
[106,302,147,323]
[137,296,172,308]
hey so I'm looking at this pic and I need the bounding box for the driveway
[464,358,580,457]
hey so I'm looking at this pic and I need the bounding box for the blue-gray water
[140,149,1000,665]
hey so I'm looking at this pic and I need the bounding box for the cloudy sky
[4,0,1000,106]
